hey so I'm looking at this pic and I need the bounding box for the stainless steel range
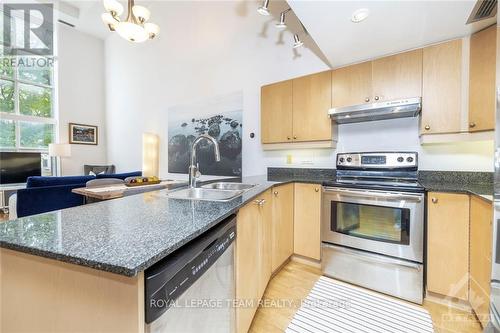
[321,152,425,304]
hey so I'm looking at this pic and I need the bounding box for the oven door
[322,187,424,263]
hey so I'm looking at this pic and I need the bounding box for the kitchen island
[0,176,287,333]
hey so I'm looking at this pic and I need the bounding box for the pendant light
[102,0,160,43]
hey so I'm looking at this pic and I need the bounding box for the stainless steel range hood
[328,97,422,124]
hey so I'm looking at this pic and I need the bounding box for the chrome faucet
[188,134,221,188]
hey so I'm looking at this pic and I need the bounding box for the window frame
[0,55,56,151]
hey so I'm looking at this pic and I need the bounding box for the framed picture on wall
[69,123,98,145]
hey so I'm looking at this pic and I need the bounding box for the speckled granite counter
[418,171,493,202]
[1,170,493,276]
[0,176,283,276]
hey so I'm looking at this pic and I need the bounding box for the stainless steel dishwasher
[145,215,236,333]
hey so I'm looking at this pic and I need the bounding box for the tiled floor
[250,261,482,333]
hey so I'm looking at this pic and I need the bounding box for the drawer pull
[431,197,438,204]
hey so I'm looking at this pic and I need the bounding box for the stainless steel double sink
[166,182,257,202]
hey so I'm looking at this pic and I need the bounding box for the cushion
[97,171,142,180]
[26,175,96,188]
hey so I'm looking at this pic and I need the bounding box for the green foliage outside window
[0,79,14,113]
[19,84,52,118]
[0,120,15,148]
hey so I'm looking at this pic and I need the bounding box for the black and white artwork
[168,92,242,176]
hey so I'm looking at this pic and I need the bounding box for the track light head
[275,9,290,29]
[257,0,270,16]
[293,34,303,48]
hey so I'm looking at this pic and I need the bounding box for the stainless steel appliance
[322,152,425,304]
[328,97,421,124]
[145,216,236,333]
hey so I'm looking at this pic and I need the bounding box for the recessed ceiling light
[351,8,370,23]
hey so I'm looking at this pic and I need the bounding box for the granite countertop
[0,170,493,277]
[0,175,284,277]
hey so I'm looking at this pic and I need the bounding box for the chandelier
[101,0,160,43]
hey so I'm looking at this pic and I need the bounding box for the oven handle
[323,187,423,203]
[323,243,422,271]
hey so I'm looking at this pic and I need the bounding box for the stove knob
[346,157,352,163]
[407,157,414,163]
[339,157,345,163]
[397,157,404,162]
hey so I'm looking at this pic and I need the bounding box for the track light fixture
[276,8,291,29]
[257,0,270,16]
[293,33,303,48]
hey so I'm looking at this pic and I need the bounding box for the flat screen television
[0,152,42,185]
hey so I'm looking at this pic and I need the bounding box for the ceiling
[58,1,109,39]
[289,0,496,68]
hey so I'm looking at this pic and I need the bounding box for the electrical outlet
[286,154,292,164]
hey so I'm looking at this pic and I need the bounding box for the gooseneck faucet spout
[188,134,220,188]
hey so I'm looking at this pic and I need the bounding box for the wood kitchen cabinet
[421,39,463,135]
[292,71,332,142]
[271,183,294,272]
[293,183,321,260]
[427,192,470,301]
[470,196,493,327]
[331,61,373,108]
[371,49,423,102]
[469,25,497,132]
[261,80,293,143]
[331,49,422,108]
[235,189,272,333]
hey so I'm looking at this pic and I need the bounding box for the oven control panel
[337,152,418,169]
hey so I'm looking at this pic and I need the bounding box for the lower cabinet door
[427,192,470,300]
[470,196,493,327]
[294,183,321,260]
[271,183,294,272]
[235,200,261,333]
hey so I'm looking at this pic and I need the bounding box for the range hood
[328,97,422,124]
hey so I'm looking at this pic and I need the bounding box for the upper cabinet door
[332,61,372,108]
[292,71,332,142]
[421,39,463,135]
[261,80,293,144]
[469,25,497,132]
[372,49,423,102]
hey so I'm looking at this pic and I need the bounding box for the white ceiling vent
[467,0,497,24]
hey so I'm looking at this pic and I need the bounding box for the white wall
[104,1,493,176]
[58,24,107,175]
[264,117,494,172]
[105,1,328,177]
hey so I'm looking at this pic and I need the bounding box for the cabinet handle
[431,197,438,204]
[469,122,476,128]
[293,136,297,139]
[364,97,370,102]
[424,125,430,131]
[259,199,266,206]
[374,96,380,101]
[273,191,278,196]
[315,188,320,192]
[287,137,291,140]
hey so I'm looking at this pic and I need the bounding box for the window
[0,57,55,150]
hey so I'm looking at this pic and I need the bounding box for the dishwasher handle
[324,187,423,202]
